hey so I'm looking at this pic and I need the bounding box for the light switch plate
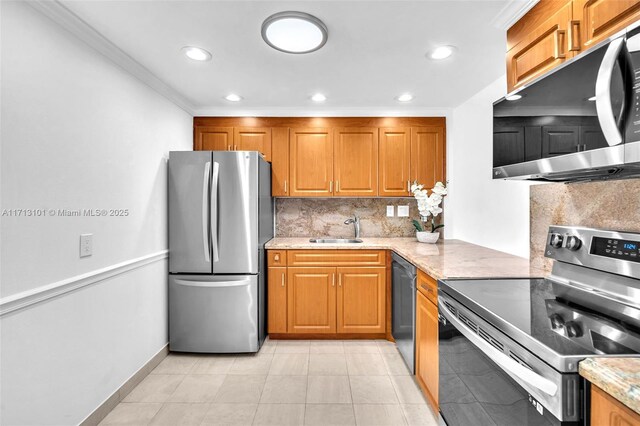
[397,205,410,217]
[80,234,92,257]
[386,205,395,217]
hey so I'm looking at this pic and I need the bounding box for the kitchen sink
[309,238,363,244]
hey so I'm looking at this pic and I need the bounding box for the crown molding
[27,1,196,115]
[194,106,453,118]
[490,0,539,30]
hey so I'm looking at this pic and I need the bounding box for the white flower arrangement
[411,181,448,233]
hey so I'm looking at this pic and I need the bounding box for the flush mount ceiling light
[181,46,212,61]
[311,93,327,102]
[505,94,523,101]
[262,11,328,54]
[396,93,414,102]
[427,45,456,60]
[224,94,243,102]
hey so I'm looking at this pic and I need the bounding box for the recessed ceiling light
[311,93,327,102]
[224,94,243,102]
[262,11,328,54]
[181,46,212,62]
[588,96,597,101]
[505,94,522,101]
[428,45,456,60]
[396,93,414,102]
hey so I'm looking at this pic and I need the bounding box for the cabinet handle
[407,180,411,192]
[329,181,333,193]
[234,145,238,150]
[568,20,581,52]
[554,29,567,59]
[228,145,231,151]
[332,273,335,287]
[337,181,340,192]
[338,274,342,287]
[274,254,280,261]
[284,180,287,193]
[281,273,285,287]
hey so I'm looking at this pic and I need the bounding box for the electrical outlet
[397,205,410,217]
[386,205,395,217]
[80,234,93,257]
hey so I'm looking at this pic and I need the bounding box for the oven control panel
[545,226,640,278]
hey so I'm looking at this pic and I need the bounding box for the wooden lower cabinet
[591,384,640,426]
[337,267,386,334]
[267,267,288,333]
[287,267,337,334]
[416,288,439,411]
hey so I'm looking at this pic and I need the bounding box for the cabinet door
[416,291,439,411]
[575,0,640,50]
[336,267,385,334]
[542,125,581,157]
[591,384,640,426]
[268,267,287,334]
[289,128,333,197]
[493,127,525,167]
[235,127,272,161]
[334,128,378,196]
[379,127,411,196]
[195,127,234,151]
[271,128,289,196]
[287,267,336,333]
[411,127,445,189]
[506,2,573,92]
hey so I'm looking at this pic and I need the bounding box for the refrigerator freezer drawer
[169,274,259,353]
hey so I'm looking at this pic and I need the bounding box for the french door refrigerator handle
[174,278,251,288]
[596,37,625,147]
[211,162,220,262]
[202,161,211,263]
[438,299,559,397]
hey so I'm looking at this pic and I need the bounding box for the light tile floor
[99,339,439,426]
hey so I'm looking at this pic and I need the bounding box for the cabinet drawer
[417,269,437,305]
[288,250,386,267]
[267,250,287,266]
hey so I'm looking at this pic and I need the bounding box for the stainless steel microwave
[493,21,640,181]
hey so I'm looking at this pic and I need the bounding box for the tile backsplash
[275,198,421,238]
[530,178,640,272]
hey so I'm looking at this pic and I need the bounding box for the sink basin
[309,238,363,244]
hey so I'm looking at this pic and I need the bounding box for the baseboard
[79,344,169,426]
[269,333,388,340]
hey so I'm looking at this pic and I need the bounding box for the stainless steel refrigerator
[168,151,273,353]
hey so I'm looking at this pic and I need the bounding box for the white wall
[0,2,192,424]
[446,77,532,258]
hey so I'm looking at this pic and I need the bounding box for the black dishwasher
[391,252,416,374]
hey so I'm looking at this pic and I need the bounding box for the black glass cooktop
[440,278,640,360]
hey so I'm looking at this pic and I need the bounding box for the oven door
[437,293,583,426]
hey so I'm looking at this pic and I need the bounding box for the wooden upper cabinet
[234,127,272,161]
[287,267,337,334]
[574,0,640,49]
[416,290,439,411]
[271,128,289,196]
[267,267,287,334]
[379,128,411,196]
[506,1,574,92]
[334,128,378,196]
[289,128,334,197]
[591,384,640,426]
[411,127,445,189]
[195,126,233,151]
[336,267,385,334]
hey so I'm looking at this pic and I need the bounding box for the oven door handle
[439,300,559,397]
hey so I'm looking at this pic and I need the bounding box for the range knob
[549,233,564,248]
[564,321,583,337]
[565,236,582,251]
[549,313,565,329]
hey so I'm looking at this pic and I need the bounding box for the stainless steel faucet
[344,215,360,238]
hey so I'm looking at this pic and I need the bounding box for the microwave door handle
[202,161,211,263]
[211,162,220,262]
[438,300,559,397]
[596,37,625,147]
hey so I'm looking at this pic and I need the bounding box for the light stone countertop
[265,237,544,280]
[579,358,640,415]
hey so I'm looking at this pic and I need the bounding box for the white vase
[416,231,440,243]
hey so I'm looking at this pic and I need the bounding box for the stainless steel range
[438,226,640,426]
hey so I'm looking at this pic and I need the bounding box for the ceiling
[60,0,531,115]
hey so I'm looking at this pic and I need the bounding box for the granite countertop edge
[579,357,640,415]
